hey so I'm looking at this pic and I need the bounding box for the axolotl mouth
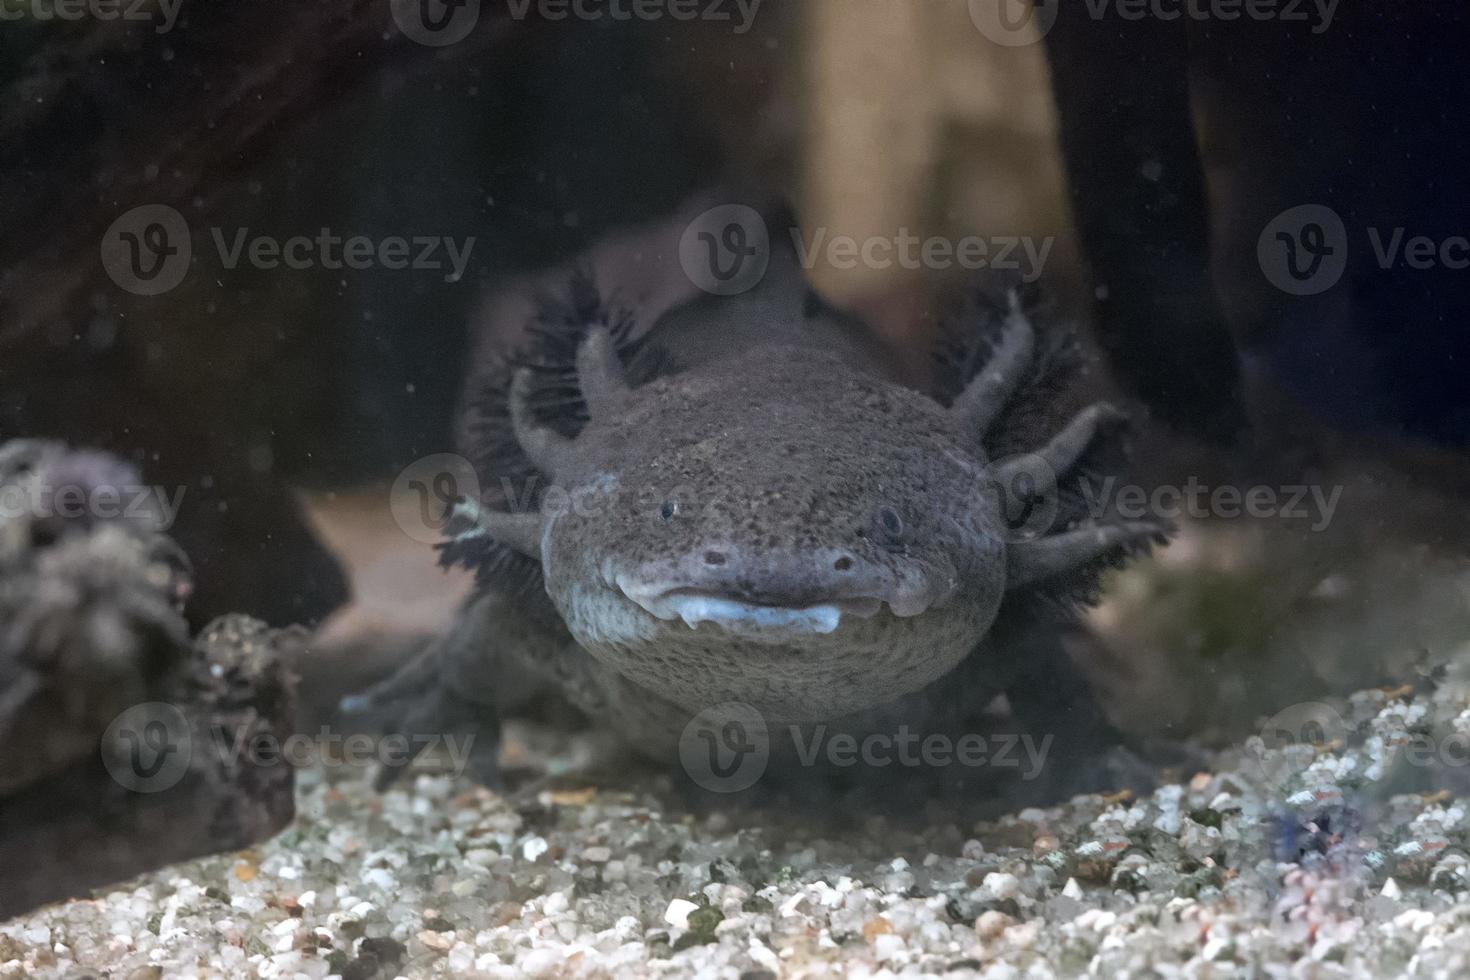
[614,578,944,636]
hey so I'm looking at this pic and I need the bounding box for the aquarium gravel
[9,677,1470,978]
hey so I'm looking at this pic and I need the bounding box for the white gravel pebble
[6,684,1470,977]
[662,899,698,929]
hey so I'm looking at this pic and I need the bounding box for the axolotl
[346,242,1166,793]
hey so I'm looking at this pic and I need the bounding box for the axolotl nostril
[345,243,1168,790]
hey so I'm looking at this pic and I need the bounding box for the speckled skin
[543,343,1006,722]
[349,251,1165,785]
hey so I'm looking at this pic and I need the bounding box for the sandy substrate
[7,676,1470,979]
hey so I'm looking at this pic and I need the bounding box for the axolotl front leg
[341,591,691,788]
[340,594,515,789]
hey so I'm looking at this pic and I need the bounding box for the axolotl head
[472,316,1159,723]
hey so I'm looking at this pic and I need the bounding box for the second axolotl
[345,229,1168,796]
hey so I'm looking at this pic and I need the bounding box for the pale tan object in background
[305,490,472,646]
[799,0,939,304]
[797,0,1083,338]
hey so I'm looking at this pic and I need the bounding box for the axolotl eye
[875,505,905,544]
[658,498,680,522]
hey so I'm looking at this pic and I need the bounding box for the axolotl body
[347,247,1165,792]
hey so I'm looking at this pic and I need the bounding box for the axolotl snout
[347,248,1164,788]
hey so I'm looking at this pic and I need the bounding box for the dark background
[1,2,1467,633]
